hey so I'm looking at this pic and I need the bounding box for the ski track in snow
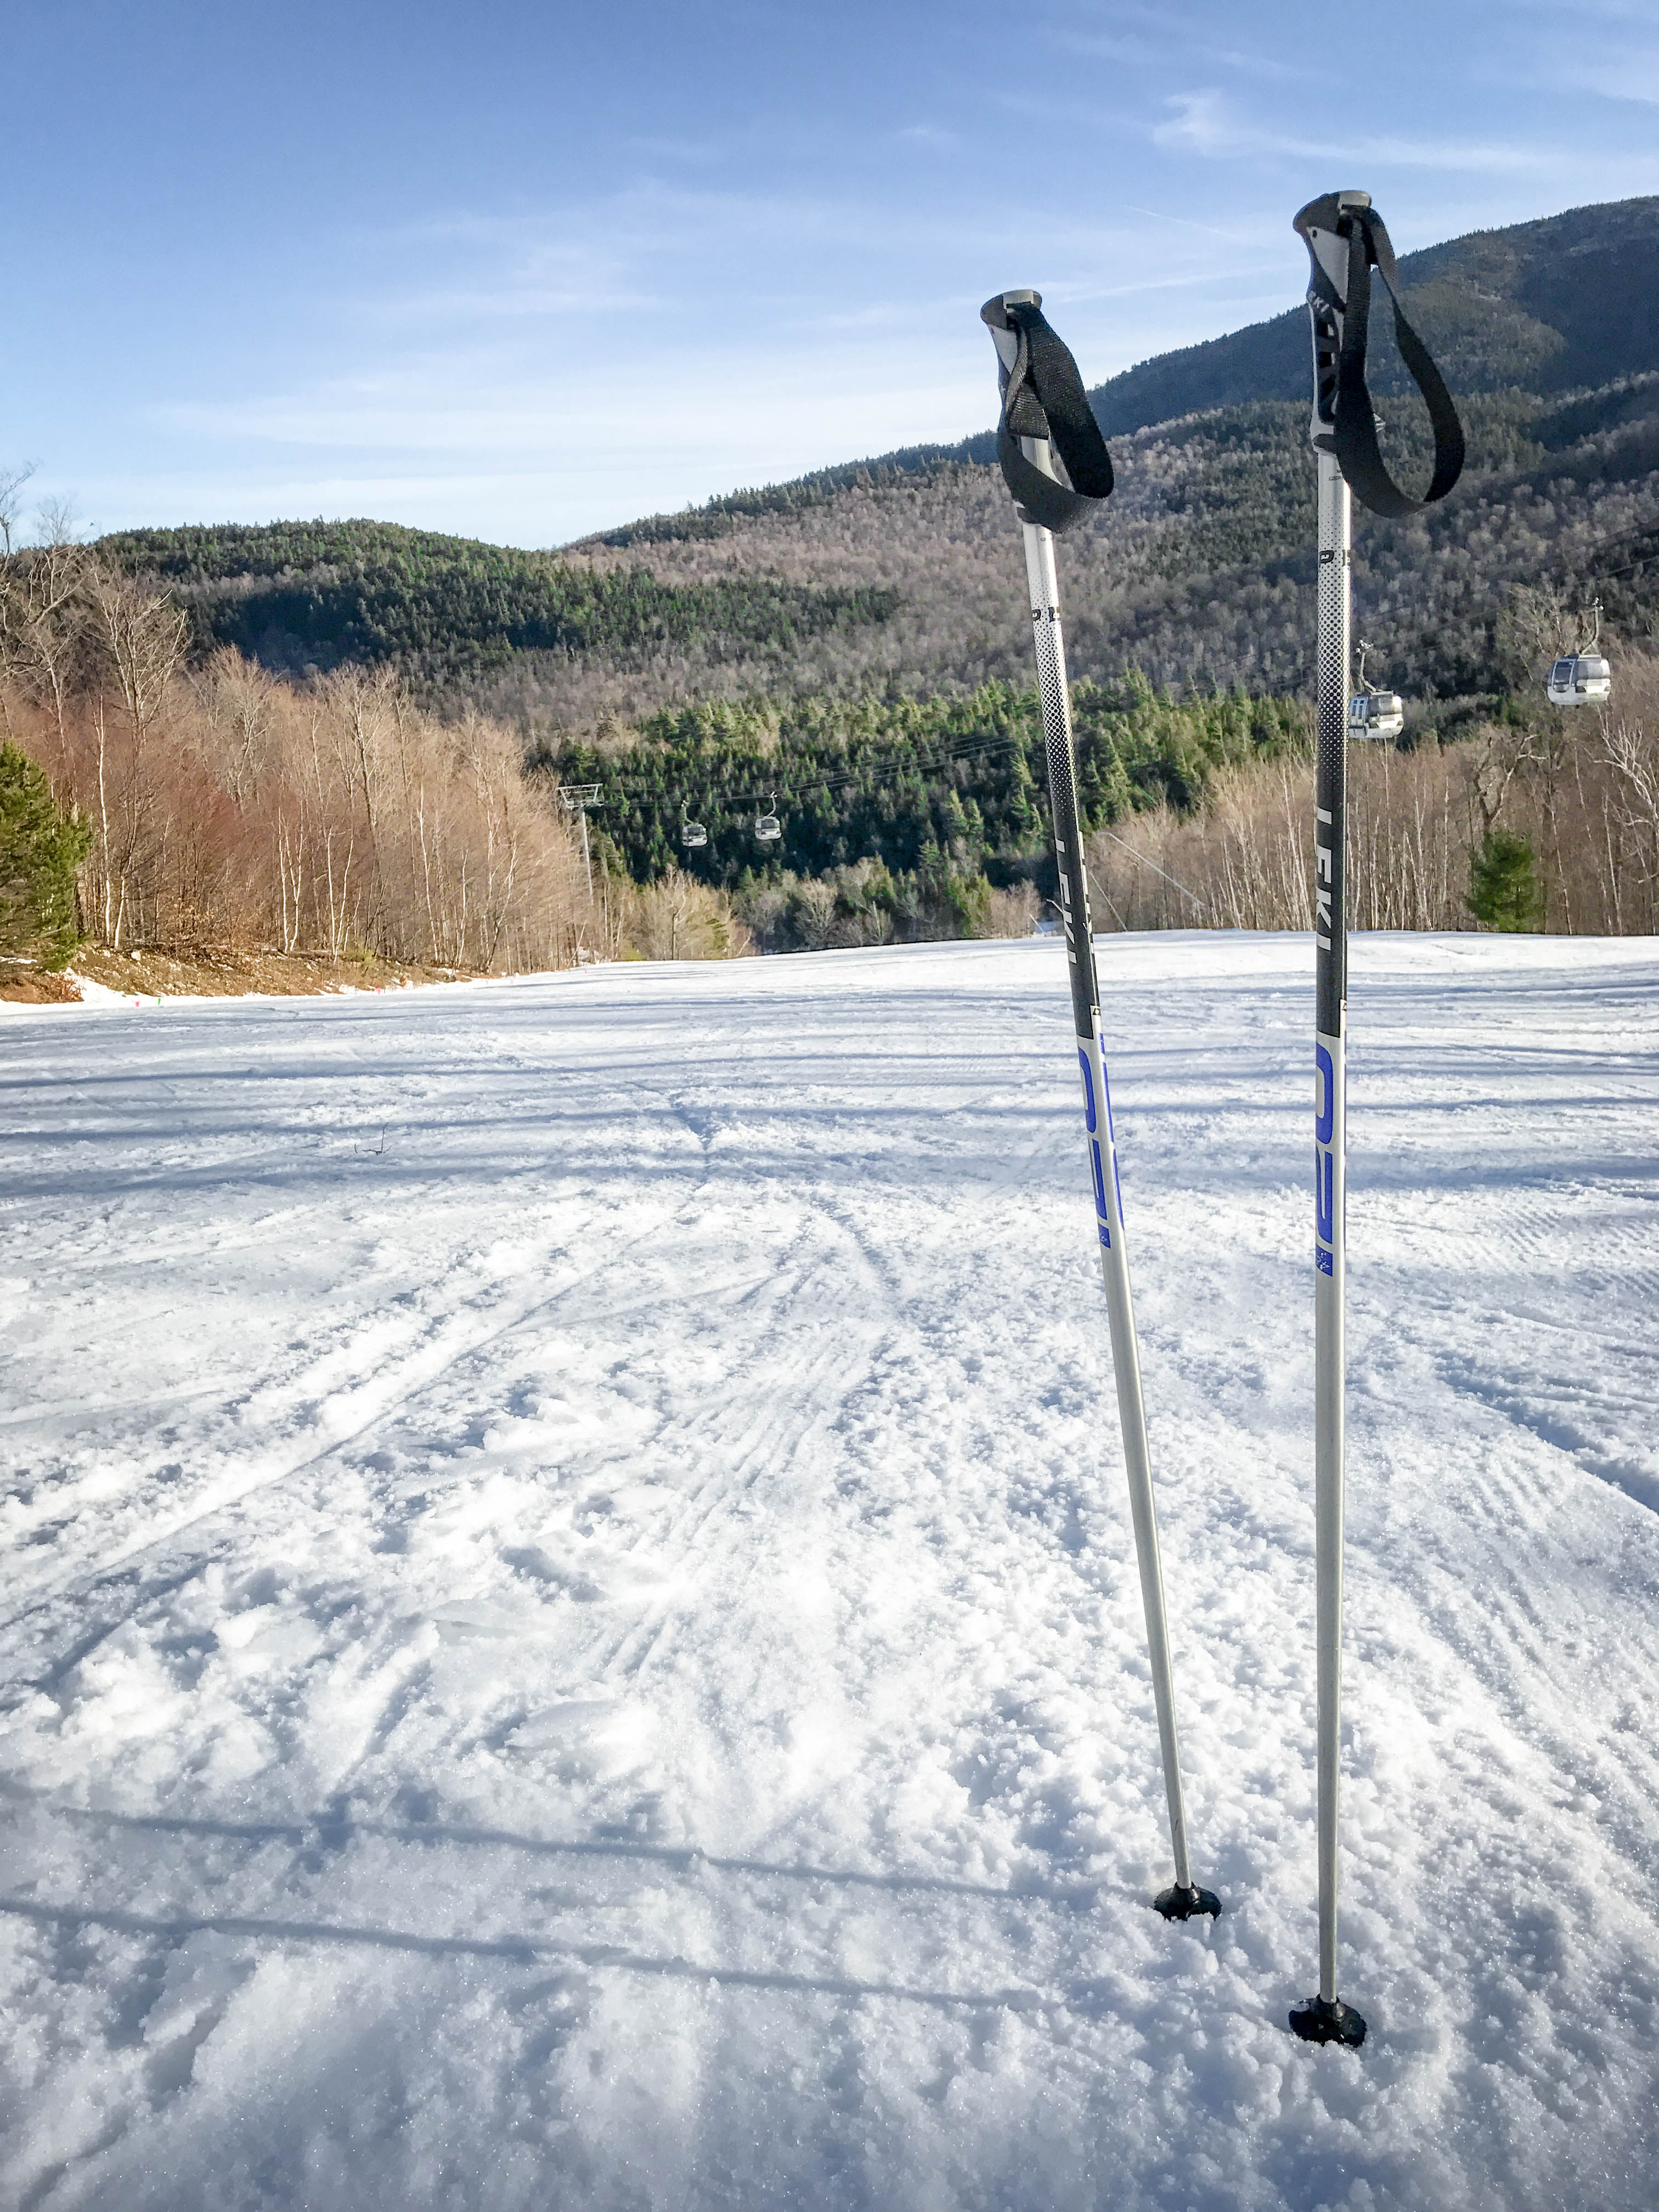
[1,932,1656,2211]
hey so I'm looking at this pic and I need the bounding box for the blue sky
[8,1,1656,546]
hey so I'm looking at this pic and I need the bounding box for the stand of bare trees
[621,866,754,960]
[176,657,595,969]
[1087,652,1659,937]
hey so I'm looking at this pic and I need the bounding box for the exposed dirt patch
[5,947,509,1003]
[0,968,83,1004]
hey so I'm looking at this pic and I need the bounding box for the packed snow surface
[2,932,1656,2211]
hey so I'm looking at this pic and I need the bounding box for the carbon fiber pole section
[1313,448,1351,2012]
[1020,519,1211,1914]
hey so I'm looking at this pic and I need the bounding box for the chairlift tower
[559,784,602,900]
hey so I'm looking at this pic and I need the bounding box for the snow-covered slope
[2,933,1656,2211]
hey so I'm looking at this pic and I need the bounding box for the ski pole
[981,290,1218,1923]
[1290,192,1464,2049]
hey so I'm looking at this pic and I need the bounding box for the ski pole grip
[981,289,1114,533]
[1294,189,1464,517]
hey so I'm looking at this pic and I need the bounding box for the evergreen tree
[0,742,89,969]
[1469,830,1544,931]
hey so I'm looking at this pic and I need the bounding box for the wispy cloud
[1059,25,1312,84]
[1118,201,1274,248]
[1151,88,1548,174]
[1055,29,1164,67]
[1556,50,1659,105]
[621,134,728,164]
[1463,0,1659,111]
[338,175,1267,348]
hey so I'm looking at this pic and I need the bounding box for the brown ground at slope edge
[2,948,498,1004]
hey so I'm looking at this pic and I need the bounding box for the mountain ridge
[591,195,1659,547]
[92,195,1659,732]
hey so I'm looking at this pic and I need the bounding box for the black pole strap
[983,297,1114,533]
[1331,208,1464,518]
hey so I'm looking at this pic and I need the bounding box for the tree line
[561,622,1659,954]
[10,500,1650,975]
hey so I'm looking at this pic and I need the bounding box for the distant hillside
[535,198,1659,725]
[100,198,1659,733]
[537,374,1659,730]
[100,518,900,686]
[1080,196,1659,438]
[596,196,1659,538]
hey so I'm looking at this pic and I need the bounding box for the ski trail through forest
[1,932,1656,2211]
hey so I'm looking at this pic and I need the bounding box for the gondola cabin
[754,797,782,843]
[1546,653,1611,708]
[1347,691,1404,740]
[680,817,708,849]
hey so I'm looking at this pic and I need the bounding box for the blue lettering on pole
[1077,1046,1097,1133]
[1091,1138,1110,1235]
[1315,1044,1334,1144]
[1316,1150,1334,1244]
[1316,1246,1333,1276]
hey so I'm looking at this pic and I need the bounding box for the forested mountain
[98,519,898,689]
[550,201,1659,727]
[100,199,1659,741]
[1070,195,1659,438]
[552,378,1659,722]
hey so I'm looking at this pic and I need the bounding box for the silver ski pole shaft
[1291,189,1371,2047]
[1020,511,1206,1913]
[982,289,1215,1921]
[1292,183,1464,2047]
[1312,445,1350,2010]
